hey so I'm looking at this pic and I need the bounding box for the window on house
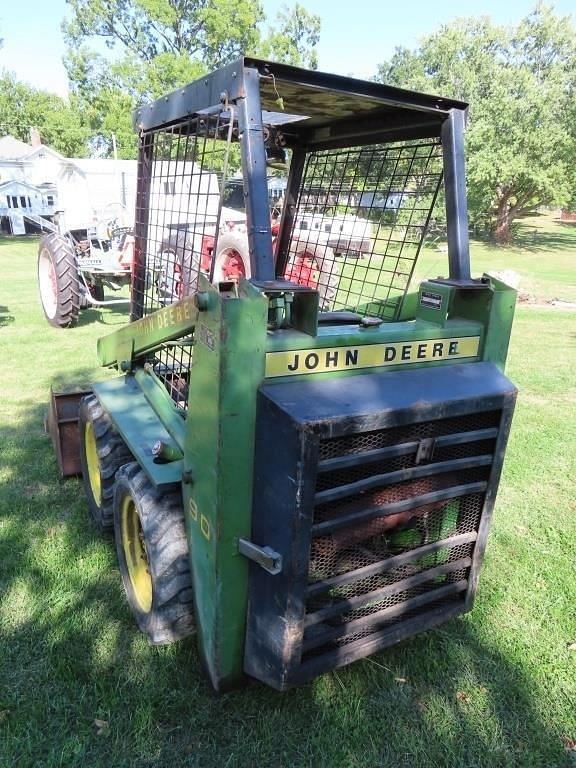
[7,196,11,208]
[11,196,18,208]
[20,196,27,208]
[28,197,32,208]
[163,181,176,195]
[47,195,54,206]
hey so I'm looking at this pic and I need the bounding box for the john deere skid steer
[67,59,517,691]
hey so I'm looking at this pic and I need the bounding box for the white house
[0,135,137,235]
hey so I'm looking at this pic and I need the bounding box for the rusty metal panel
[45,388,91,478]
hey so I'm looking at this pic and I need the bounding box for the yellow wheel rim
[120,495,152,613]
[85,422,102,505]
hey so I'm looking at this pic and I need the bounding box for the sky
[0,0,575,98]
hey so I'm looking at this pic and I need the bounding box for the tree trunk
[495,198,514,245]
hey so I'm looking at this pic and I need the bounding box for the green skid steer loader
[53,58,517,691]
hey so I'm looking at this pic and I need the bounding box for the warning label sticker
[420,290,444,310]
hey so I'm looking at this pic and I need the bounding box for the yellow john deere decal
[265,336,480,378]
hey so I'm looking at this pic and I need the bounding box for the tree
[376,6,576,244]
[62,0,322,157]
[0,72,90,157]
[260,4,320,69]
[63,0,264,72]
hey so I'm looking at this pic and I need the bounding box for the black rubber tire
[79,394,133,533]
[213,231,340,308]
[212,230,251,282]
[79,283,105,309]
[114,463,195,644]
[90,283,105,302]
[37,233,81,328]
[78,287,90,310]
[157,233,201,302]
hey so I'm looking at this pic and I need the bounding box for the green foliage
[0,72,90,157]
[63,0,265,66]
[376,6,576,244]
[260,3,321,69]
[63,50,141,158]
[62,0,321,158]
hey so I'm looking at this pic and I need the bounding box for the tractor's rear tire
[37,233,81,328]
[79,394,132,533]
[288,240,340,310]
[212,232,341,309]
[157,233,201,303]
[213,230,251,282]
[114,463,195,644]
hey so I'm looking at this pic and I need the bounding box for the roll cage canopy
[133,57,472,286]
[134,56,468,148]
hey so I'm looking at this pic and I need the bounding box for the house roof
[0,136,137,173]
[69,158,136,174]
[25,144,64,161]
[0,135,33,160]
[0,179,47,193]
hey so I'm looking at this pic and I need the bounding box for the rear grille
[317,410,500,459]
[245,363,517,689]
[301,413,496,661]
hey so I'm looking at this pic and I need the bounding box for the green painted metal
[478,275,517,371]
[92,377,182,490]
[133,367,186,450]
[257,276,519,382]
[182,277,269,690]
[446,274,517,371]
[263,317,483,383]
[97,295,199,369]
[265,318,482,353]
[396,290,419,321]
[415,282,454,325]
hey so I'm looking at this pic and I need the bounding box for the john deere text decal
[265,336,480,378]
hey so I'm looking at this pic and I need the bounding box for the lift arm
[97,295,201,369]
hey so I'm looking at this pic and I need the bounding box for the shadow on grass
[0,305,15,327]
[76,305,130,329]
[0,396,571,767]
[472,223,576,254]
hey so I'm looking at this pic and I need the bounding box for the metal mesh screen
[132,112,235,410]
[133,112,234,318]
[132,129,442,326]
[286,140,443,318]
[301,410,500,660]
[129,119,444,406]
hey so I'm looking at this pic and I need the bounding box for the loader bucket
[45,387,91,478]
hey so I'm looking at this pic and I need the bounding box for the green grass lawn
[0,226,575,767]
[418,213,576,303]
[335,212,575,315]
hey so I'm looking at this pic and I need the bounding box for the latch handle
[238,538,282,575]
[415,437,436,465]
